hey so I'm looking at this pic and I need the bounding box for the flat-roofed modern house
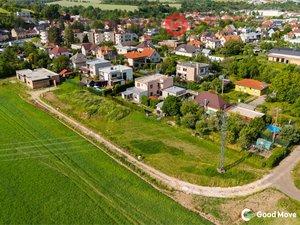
[162,86,186,98]
[227,103,265,120]
[98,65,133,86]
[268,48,300,65]
[121,74,173,102]
[16,68,60,89]
[235,79,268,96]
[83,59,112,77]
[176,61,210,82]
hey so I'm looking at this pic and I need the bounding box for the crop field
[45,78,269,187]
[47,0,139,11]
[0,81,211,224]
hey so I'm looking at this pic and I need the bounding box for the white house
[98,65,133,86]
[84,59,112,77]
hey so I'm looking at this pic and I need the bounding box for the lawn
[45,78,269,187]
[223,90,252,104]
[0,80,211,225]
[293,163,300,190]
[47,0,138,11]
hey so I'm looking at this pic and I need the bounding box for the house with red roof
[49,46,71,59]
[194,91,230,113]
[124,47,160,67]
[235,79,268,96]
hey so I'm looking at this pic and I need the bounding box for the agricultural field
[0,80,211,225]
[47,0,181,10]
[45,78,269,187]
[47,0,139,11]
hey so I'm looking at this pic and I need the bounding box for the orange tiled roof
[236,79,268,91]
[124,47,155,59]
[223,35,241,42]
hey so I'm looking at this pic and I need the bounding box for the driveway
[248,95,267,108]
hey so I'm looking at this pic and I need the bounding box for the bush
[265,147,290,168]
[181,113,198,129]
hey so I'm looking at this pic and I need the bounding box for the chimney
[204,98,208,110]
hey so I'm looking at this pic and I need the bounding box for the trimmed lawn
[223,90,252,104]
[46,78,269,187]
[293,163,300,190]
[0,80,210,224]
[47,0,138,11]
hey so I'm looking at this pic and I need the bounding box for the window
[150,84,153,89]
[183,68,187,72]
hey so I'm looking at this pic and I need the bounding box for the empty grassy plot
[293,163,300,190]
[0,81,210,225]
[47,0,138,11]
[46,78,268,187]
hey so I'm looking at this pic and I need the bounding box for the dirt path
[30,89,300,201]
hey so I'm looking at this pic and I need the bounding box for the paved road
[31,90,300,200]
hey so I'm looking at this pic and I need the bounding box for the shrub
[181,113,198,129]
[265,147,290,168]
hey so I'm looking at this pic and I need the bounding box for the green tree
[141,95,149,106]
[64,26,75,47]
[195,119,210,136]
[82,34,89,43]
[221,40,245,56]
[181,113,198,129]
[162,95,181,116]
[280,125,300,145]
[48,27,62,44]
[51,56,69,73]
[180,100,200,116]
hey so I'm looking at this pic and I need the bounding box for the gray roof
[268,48,300,57]
[70,53,87,63]
[17,68,58,81]
[177,61,209,68]
[163,86,186,94]
[122,87,147,95]
[86,58,111,66]
[176,44,199,54]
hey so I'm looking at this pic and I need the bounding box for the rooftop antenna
[217,109,227,174]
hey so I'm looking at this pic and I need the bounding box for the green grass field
[293,163,300,190]
[46,78,269,187]
[0,80,211,224]
[47,0,139,11]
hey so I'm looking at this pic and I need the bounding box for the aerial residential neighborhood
[0,0,300,224]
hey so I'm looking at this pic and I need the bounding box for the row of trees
[160,95,300,148]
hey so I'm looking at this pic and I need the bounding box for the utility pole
[217,110,227,174]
